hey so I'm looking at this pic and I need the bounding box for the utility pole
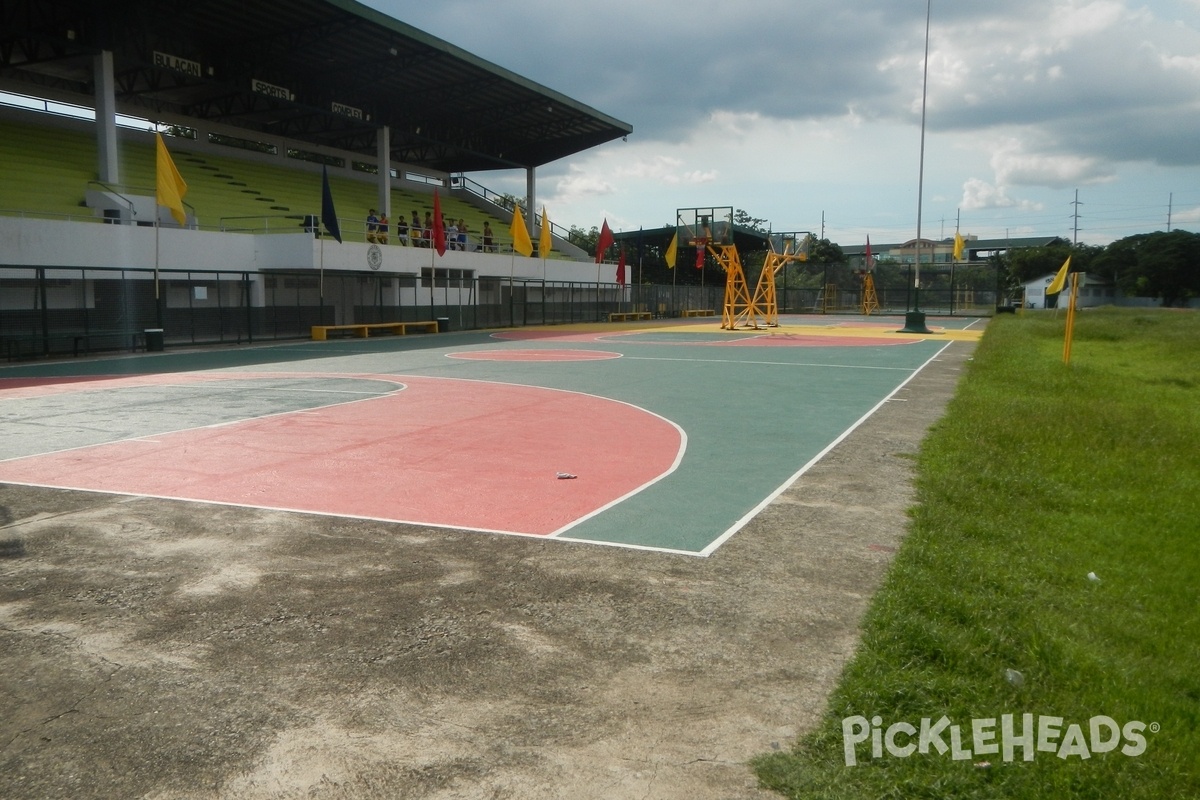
[899,0,934,334]
[1071,189,1082,245]
[1168,192,1173,231]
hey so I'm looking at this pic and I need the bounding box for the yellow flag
[665,231,678,269]
[953,231,964,262]
[155,133,188,226]
[510,204,533,257]
[1046,255,1071,295]
[538,206,552,258]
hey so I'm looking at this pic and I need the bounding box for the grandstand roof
[0,0,633,173]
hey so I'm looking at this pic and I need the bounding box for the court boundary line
[0,374,409,465]
[623,355,914,371]
[696,340,956,557]
[0,372,689,545]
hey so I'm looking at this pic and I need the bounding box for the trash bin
[144,328,164,352]
[436,317,450,333]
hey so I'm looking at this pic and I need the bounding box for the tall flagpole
[154,216,160,300]
[901,0,935,334]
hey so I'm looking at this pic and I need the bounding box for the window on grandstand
[351,162,399,179]
[288,149,345,168]
[208,132,277,155]
[421,267,474,288]
[159,125,197,140]
[479,277,502,298]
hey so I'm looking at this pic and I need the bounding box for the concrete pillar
[525,167,536,239]
[377,125,391,223]
[94,50,119,184]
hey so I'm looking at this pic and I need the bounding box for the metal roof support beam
[94,49,119,184]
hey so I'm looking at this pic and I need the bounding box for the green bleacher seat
[0,115,532,249]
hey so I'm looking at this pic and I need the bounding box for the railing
[84,180,197,218]
[451,174,576,244]
[85,181,137,216]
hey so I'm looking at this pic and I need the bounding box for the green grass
[754,307,1200,799]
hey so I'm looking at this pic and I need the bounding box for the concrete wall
[0,215,609,284]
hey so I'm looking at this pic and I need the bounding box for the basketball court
[0,315,984,555]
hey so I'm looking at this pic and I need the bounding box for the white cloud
[365,0,1200,244]
[960,178,1044,212]
[990,139,1114,188]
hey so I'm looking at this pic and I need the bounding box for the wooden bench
[311,321,439,341]
[681,309,715,318]
[607,311,653,322]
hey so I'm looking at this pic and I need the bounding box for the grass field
[754,307,1200,799]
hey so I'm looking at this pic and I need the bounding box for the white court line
[697,340,955,557]
[623,355,914,371]
[0,376,407,464]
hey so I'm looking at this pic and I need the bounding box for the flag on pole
[695,243,705,270]
[432,190,447,256]
[1046,255,1071,295]
[509,204,533,256]
[595,219,614,263]
[155,133,188,226]
[865,235,874,270]
[953,231,965,262]
[665,231,678,269]
[616,247,626,286]
[320,165,342,243]
[538,206,552,257]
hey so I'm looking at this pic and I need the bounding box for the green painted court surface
[0,318,974,555]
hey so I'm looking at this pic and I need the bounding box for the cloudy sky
[365,0,1200,246]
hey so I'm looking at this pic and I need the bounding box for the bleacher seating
[0,115,536,252]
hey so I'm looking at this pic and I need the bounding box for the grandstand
[0,111,563,251]
[0,0,633,356]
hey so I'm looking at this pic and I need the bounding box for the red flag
[595,218,614,263]
[865,235,874,270]
[616,247,626,286]
[695,243,705,269]
[432,190,447,256]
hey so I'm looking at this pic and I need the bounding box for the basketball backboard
[676,207,733,247]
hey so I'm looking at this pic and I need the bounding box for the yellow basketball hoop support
[715,242,806,330]
[861,272,880,315]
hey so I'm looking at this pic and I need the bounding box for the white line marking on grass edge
[697,340,955,557]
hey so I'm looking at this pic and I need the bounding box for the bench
[607,311,653,322]
[311,321,439,340]
[2,330,145,361]
[681,309,715,317]
[72,330,146,356]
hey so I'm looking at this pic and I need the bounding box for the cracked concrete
[0,342,975,798]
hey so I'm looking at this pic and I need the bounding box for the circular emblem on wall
[367,244,383,270]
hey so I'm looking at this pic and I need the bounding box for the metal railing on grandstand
[0,261,1002,360]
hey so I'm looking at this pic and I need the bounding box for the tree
[807,238,845,265]
[568,224,599,254]
[1006,242,1073,284]
[1096,230,1200,306]
[733,209,770,234]
[498,193,526,213]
